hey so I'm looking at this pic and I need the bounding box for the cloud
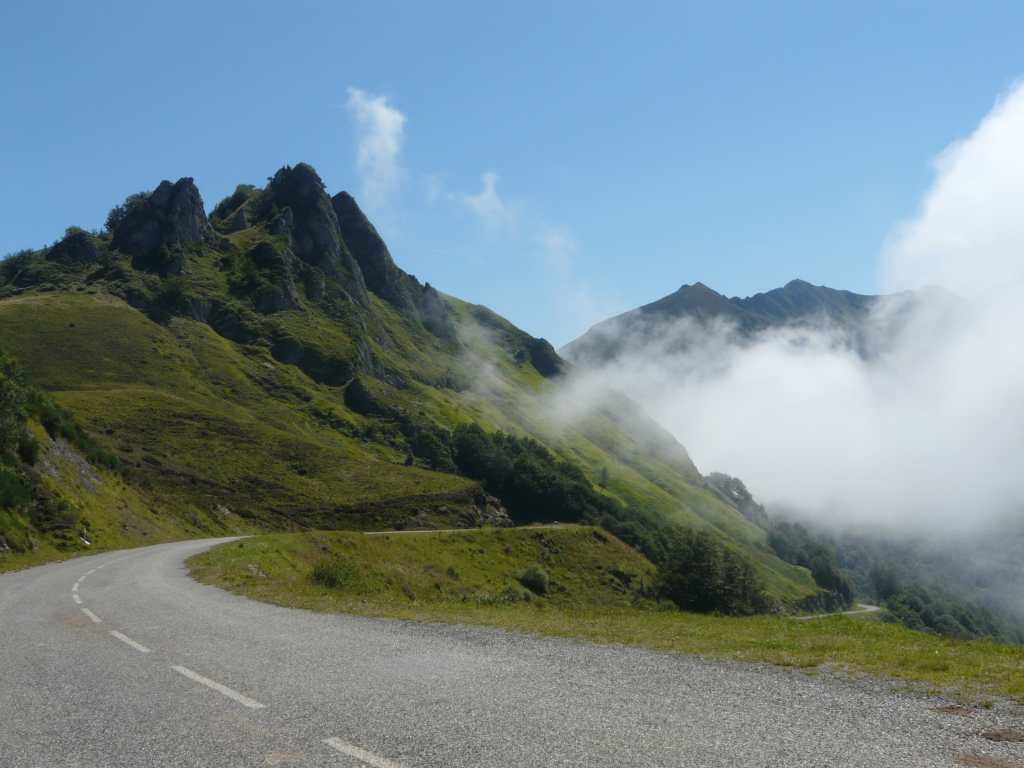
[553,80,1024,541]
[463,172,517,232]
[345,87,406,207]
[882,80,1024,296]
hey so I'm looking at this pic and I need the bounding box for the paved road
[2,539,1022,768]
[793,603,883,621]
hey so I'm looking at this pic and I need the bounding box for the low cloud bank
[554,81,1024,538]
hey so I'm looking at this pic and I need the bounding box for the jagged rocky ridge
[562,279,882,366]
[4,163,563,390]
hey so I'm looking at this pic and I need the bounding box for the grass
[189,526,1024,704]
[0,244,820,605]
[0,292,475,533]
[0,422,206,572]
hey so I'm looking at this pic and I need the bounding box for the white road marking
[72,593,82,605]
[323,738,405,768]
[72,582,79,593]
[110,630,151,654]
[81,608,101,624]
[171,666,265,710]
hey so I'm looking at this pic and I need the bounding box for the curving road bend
[1,539,1021,768]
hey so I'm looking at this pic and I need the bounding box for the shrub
[656,529,765,615]
[519,564,549,595]
[311,559,354,588]
[16,433,39,465]
[0,353,27,456]
[29,492,79,532]
[409,428,456,472]
[0,468,32,509]
[105,192,147,233]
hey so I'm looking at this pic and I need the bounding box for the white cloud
[345,87,406,207]
[463,171,517,232]
[553,79,1024,541]
[882,80,1024,296]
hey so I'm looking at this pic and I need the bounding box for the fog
[554,81,1024,538]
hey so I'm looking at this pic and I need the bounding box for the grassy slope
[0,211,817,605]
[190,529,1024,703]
[0,287,817,601]
[1,422,206,571]
[0,292,473,534]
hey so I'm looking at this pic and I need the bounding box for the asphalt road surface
[2,539,1022,767]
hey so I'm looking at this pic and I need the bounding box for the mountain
[562,279,880,366]
[0,163,821,607]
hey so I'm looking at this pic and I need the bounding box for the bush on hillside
[0,352,28,457]
[656,529,766,615]
[312,559,354,588]
[0,468,32,509]
[17,434,39,465]
[519,564,550,595]
[409,428,456,472]
[104,192,148,234]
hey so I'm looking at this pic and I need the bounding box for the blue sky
[2,1,1022,345]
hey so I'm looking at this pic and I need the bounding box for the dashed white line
[171,665,265,710]
[72,593,82,605]
[81,608,102,624]
[110,630,151,654]
[323,738,405,768]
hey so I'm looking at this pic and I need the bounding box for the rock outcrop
[332,191,456,340]
[332,191,417,311]
[265,164,369,306]
[458,493,513,528]
[246,242,299,314]
[111,178,213,274]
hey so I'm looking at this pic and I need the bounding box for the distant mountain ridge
[562,279,880,365]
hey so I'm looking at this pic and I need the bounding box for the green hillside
[189,525,657,614]
[0,163,819,608]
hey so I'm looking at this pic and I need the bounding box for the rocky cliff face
[111,177,214,274]
[332,191,416,312]
[264,164,370,307]
[332,191,457,341]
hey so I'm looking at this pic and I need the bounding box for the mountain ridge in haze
[563,279,880,365]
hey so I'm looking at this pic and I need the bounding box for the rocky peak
[111,177,213,262]
[331,191,415,312]
[266,164,368,306]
